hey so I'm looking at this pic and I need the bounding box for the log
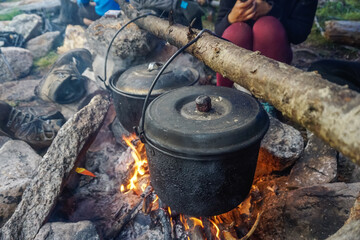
[0,94,110,240]
[324,20,360,47]
[117,0,360,164]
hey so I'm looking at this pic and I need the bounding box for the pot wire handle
[137,28,217,142]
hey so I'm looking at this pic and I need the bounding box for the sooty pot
[108,62,199,133]
[141,86,269,216]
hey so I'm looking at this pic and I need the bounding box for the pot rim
[144,131,264,160]
[108,65,199,98]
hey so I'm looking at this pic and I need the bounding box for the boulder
[0,21,10,30]
[34,221,100,240]
[337,153,360,183]
[0,80,39,102]
[0,47,33,82]
[57,25,89,54]
[0,140,41,227]
[86,16,159,79]
[3,14,43,41]
[26,31,61,58]
[17,0,60,13]
[327,194,360,240]
[288,132,337,187]
[0,136,11,149]
[255,117,304,176]
[255,182,360,240]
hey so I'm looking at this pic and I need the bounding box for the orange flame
[189,217,204,228]
[209,219,220,239]
[121,134,149,194]
[180,214,190,230]
[167,207,174,229]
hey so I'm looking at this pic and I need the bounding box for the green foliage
[33,51,59,69]
[0,9,22,21]
[307,0,360,46]
[317,1,360,24]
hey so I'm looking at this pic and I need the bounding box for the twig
[240,211,262,240]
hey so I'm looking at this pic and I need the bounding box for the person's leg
[253,16,292,64]
[217,22,253,87]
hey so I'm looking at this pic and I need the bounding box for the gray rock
[3,14,43,41]
[26,31,61,58]
[284,182,360,240]
[255,117,304,176]
[17,0,60,13]
[0,21,10,31]
[326,220,360,240]
[337,153,360,183]
[34,221,100,240]
[0,80,39,102]
[57,25,89,54]
[0,140,41,227]
[327,194,360,240]
[136,230,165,240]
[0,47,33,82]
[288,132,337,187]
[255,182,360,240]
[0,95,110,240]
[86,16,159,79]
[0,136,11,149]
[0,0,60,15]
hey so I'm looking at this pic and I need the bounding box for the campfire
[118,134,269,240]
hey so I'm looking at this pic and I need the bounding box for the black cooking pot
[107,62,199,132]
[141,86,269,216]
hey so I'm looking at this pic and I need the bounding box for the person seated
[130,0,205,29]
[77,0,121,26]
[215,0,318,87]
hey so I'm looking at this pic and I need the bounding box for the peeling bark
[117,0,360,164]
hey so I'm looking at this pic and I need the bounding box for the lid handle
[196,95,212,112]
[147,62,163,72]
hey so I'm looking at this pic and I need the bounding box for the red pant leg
[217,22,253,88]
[253,16,292,64]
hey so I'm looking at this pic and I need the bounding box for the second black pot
[109,62,199,132]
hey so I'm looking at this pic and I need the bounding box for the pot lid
[144,86,269,156]
[114,62,199,96]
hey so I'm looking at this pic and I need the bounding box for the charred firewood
[106,187,153,239]
[158,199,173,240]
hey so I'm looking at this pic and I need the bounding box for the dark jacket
[215,0,318,44]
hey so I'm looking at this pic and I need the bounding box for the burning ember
[120,134,263,239]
